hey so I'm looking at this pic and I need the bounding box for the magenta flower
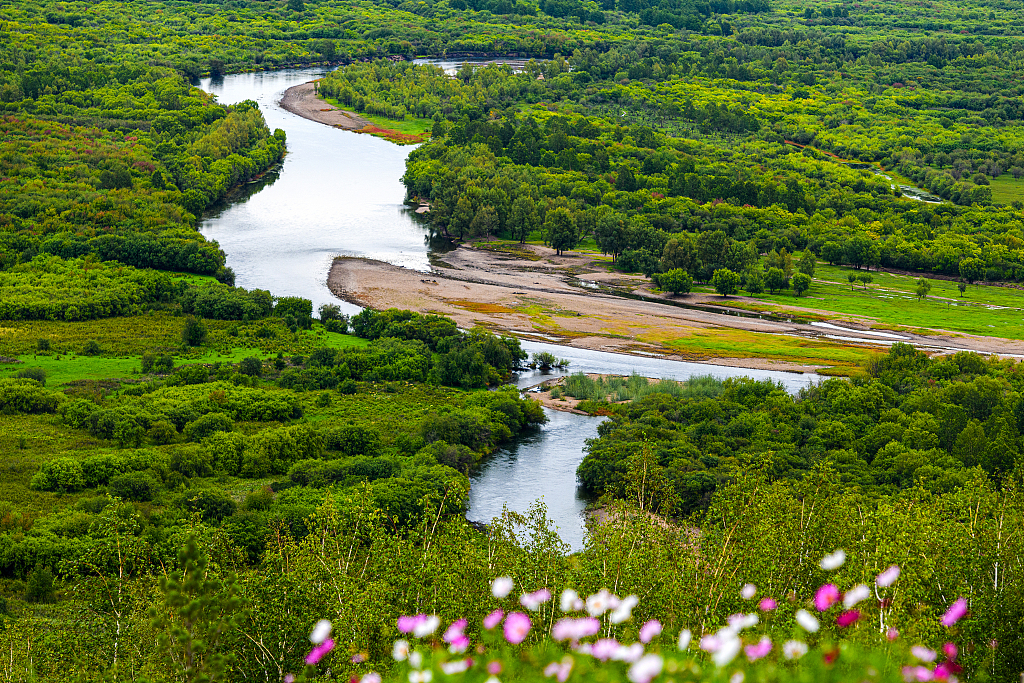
[758,597,777,611]
[483,609,504,630]
[504,611,532,644]
[887,628,900,641]
[943,643,958,661]
[815,584,840,611]
[305,638,334,665]
[745,636,772,661]
[941,598,967,627]
[487,660,502,675]
[397,615,417,633]
[934,661,963,679]
[448,635,470,653]
[902,665,934,682]
[639,619,662,643]
[836,610,860,627]
[444,619,467,642]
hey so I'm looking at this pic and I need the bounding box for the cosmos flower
[305,638,334,665]
[520,589,552,611]
[843,584,870,609]
[560,589,583,612]
[783,640,808,660]
[941,598,967,627]
[503,612,531,644]
[745,637,772,661]
[712,635,742,667]
[483,610,504,630]
[758,598,777,611]
[393,640,410,661]
[815,584,840,611]
[551,617,601,642]
[740,583,757,600]
[820,549,847,571]
[310,619,332,644]
[627,654,663,683]
[836,610,860,627]
[795,609,820,633]
[876,565,901,587]
[586,589,611,617]
[639,620,662,644]
[677,628,692,650]
[491,577,514,599]
[609,595,639,624]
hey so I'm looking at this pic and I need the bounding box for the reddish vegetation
[358,125,426,144]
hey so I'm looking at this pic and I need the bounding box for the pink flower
[448,635,470,653]
[745,636,772,661]
[639,619,662,643]
[941,598,967,627]
[934,661,962,679]
[503,612,531,644]
[397,615,417,633]
[758,597,777,611]
[740,583,757,600]
[488,660,502,675]
[876,565,901,587]
[836,610,860,627]
[285,676,295,683]
[590,638,621,661]
[520,588,553,611]
[815,584,840,611]
[444,619,467,642]
[360,674,382,683]
[902,665,934,682]
[627,654,663,683]
[887,628,900,641]
[943,643,958,661]
[483,610,504,630]
[543,657,574,682]
[552,617,601,642]
[305,638,334,665]
[911,646,937,662]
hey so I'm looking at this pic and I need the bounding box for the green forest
[2,0,1024,680]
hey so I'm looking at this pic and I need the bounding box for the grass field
[655,327,877,367]
[988,174,1024,205]
[320,95,433,142]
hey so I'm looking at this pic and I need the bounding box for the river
[199,68,818,551]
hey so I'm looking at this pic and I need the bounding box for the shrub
[109,471,161,502]
[82,339,101,356]
[183,413,233,442]
[177,489,237,522]
[30,457,86,493]
[154,354,175,373]
[338,378,358,394]
[14,367,46,386]
[238,356,263,377]
[141,352,156,373]
[24,566,55,603]
[170,446,214,478]
[182,316,208,346]
[36,338,51,352]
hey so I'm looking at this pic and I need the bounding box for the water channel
[199,68,819,551]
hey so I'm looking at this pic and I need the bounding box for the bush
[149,420,178,445]
[182,316,208,346]
[14,367,46,385]
[108,471,161,502]
[154,354,175,373]
[30,457,86,493]
[238,356,263,377]
[170,445,214,478]
[177,489,237,522]
[141,352,156,373]
[36,338,51,352]
[338,378,358,394]
[24,566,55,603]
[183,412,233,442]
[82,339,101,356]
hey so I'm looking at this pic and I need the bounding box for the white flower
[729,672,745,683]
[491,577,514,599]
[627,654,664,683]
[361,674,383,683]
[520,589,552,611]
[440,659,471,675]
[699,634,721,653]
[795,609,819,633]
[609,594,639,624]
[409,651,424,670]
[740,583,757,600]
[412,616,440,639]
[560,588,582,612]
[393,640,410,661]
[727,613,759,631]
[820,549,847,571]
[484,678,501,683]
[677,628,692,650]
[712,635,742,667]
[611,643,645,663]
[409,671,433,683]
[783,640,808,660]
[876,565,901,588]
[586,589,611,617]
[843,584,871,609]
[310,619,333,644]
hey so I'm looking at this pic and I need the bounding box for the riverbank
[327,243,1024,372]
[279,81,370,130]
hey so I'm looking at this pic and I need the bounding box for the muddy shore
[327,243,1024,371]
[279,81,371,130]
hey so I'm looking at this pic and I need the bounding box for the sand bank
[279,81,371,130]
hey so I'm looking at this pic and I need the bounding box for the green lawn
[988,174,1024,205]
[739,261,1024,340]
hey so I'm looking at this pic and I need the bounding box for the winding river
[199,68,818,551]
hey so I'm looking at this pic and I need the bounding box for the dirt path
[279,81,371,130]
[327,244,1024,370]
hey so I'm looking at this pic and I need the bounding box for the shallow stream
[199,68,818,551]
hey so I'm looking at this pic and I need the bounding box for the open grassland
[988,174,1024,205]
[657,326,877,368]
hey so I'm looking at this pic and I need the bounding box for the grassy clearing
[988,174,1024,204]
[658,326,877,367]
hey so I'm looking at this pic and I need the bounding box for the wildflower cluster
[291,550,972,683]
